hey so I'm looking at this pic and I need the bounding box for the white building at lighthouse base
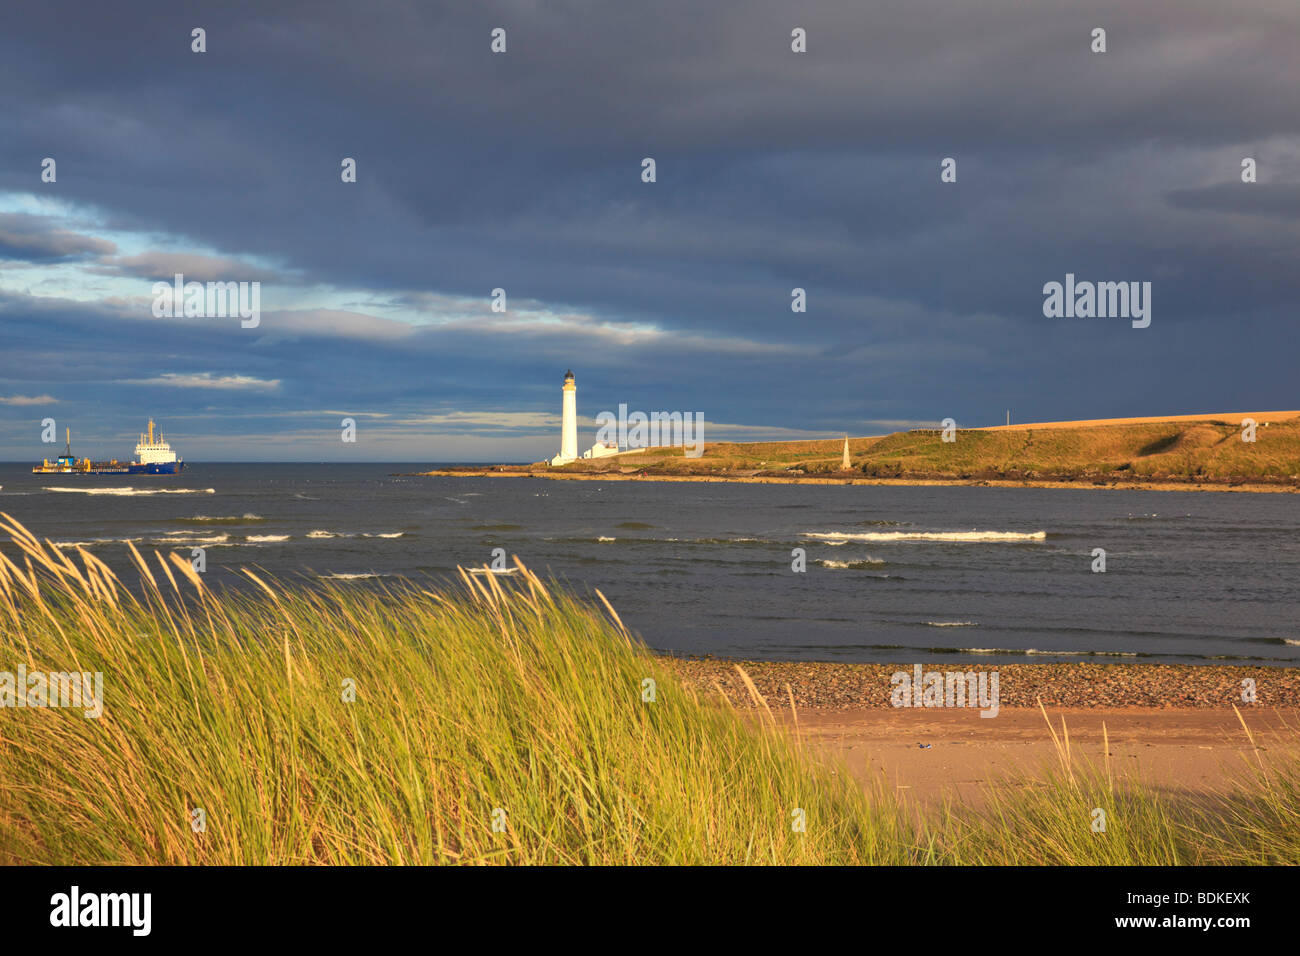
[551,441,619,466]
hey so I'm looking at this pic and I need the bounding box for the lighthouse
[550,370,579,465]
[561,370,578,460]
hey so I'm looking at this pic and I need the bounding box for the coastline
[411,468,1300,493]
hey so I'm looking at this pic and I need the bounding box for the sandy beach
[781,706,1297,810]
[665,660,1300,809]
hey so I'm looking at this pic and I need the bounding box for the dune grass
[0,513,1295,865]
[0,513,910,864]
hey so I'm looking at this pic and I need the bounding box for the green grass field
[0,513,1295,865]
[548,418,1300,484]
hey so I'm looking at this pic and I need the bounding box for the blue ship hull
[128,461,184,475]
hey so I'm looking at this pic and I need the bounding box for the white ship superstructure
[135,419,178,465]
[130,420,185,474]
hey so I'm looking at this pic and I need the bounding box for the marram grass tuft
[0,513,1295,866]
[0,513,909,864]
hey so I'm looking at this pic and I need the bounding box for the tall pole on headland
[841,435,851,471]
[561,370,578,462]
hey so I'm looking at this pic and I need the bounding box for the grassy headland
[422,413,1300,490]
[1,514,1297,865]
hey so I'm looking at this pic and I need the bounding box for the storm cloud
[0,0,1296,460]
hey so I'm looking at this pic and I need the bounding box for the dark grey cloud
[0,0,1297,459]
[1166,182,1300,220]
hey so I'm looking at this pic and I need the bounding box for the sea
[1,462,1297,666]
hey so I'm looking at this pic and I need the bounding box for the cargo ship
[32,421,185,475]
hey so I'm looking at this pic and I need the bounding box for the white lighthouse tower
[550,370,579,465]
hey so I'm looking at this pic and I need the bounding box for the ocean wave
[152,534,229,545]
[804,530,1046,543]
[957,647,1138,657]
[247,534,289,542]
[597,536,616,542]
[1285,639,1300,647]
[320,572,387,580]
[818,558,885,569]
[44,486,215,496]
[924,621,978,627]
[52,538,138,549]
[304,529,403,539]
[673,536,774,546]
[469,567,518,575]
[183,513,263,523]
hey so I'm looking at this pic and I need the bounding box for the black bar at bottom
[0,865,1275,942]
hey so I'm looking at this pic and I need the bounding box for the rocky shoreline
[412,468,1300,494]
[660,659,1300,710]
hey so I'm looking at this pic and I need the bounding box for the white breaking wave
[153,534,229,545]
[818,557,886,569]
[804,530,1046,543]
[924,621,978,627]
[597,536,616,542]
[247,534,289,542]
[320,572,386,580]
[187,513,262,522]
[307,530,339,538]
[1285,639,1300,647]
[45,486,215,496]
[53,538,137,549]
[469,567,518,575]
[362,532,403,538]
